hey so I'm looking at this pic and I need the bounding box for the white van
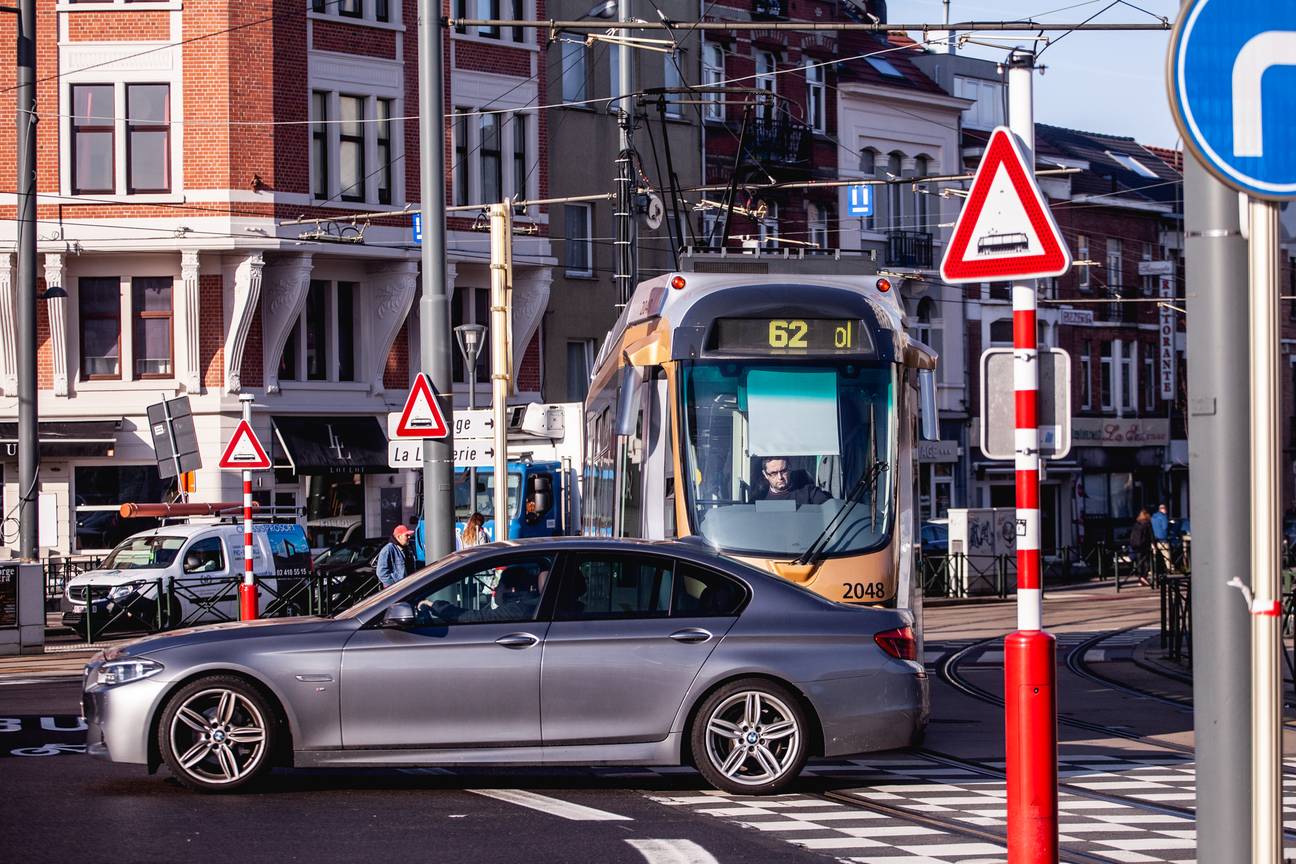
[61,522,313,638]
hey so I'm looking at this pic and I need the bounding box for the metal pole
[1002,49,1058,864]
[1183,148,1251,864]
[1248,197,1282,864]
[238,394,257,621]
[466,346,477,520]
[160,397,186,503]
[613,0,637,304]
[418,0,455,562]
[16,0,37,561]
[489,204,511,539]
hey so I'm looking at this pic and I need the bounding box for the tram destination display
[709,318,869,355]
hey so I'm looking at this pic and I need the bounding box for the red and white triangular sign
[940,126,1072,284]
[218,419,271,470]
[394,373,449,438]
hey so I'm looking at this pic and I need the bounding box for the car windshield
[454,471,522,520]
[681,360,895,559]
[102,535,187,570]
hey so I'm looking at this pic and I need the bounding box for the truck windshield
[454,471,522,520]
[681,360,895,559]
[102,535,187,570]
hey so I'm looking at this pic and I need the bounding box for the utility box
[0,563,45,655]
[948,507,1019,596]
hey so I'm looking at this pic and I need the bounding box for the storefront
[1070,417,1171,548]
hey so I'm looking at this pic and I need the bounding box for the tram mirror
[919,369,939,441]
[615,368,642,437]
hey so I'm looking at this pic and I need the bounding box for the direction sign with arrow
[940,126,1072,284]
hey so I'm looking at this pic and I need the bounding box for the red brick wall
[454,40,531,77]
[272,0,310,196]
[36,279,51,391]
[384,322,409,389]
[183,2,232,191]
[200,274,224,389]
[517,332,541,393]
[67,11,170,41]
[312,19,397,59]
[241,308,263,389]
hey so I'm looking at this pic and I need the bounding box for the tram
[581,261,939,609]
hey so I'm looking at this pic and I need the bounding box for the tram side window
[619,399,644,538]
[582,406,614,537]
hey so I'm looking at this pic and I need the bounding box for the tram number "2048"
[841,581,886,600]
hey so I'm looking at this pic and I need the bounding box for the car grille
[67,585,111,603]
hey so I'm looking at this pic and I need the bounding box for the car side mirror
[382,602,416,628]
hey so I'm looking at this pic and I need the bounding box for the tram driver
[754,456,831,506]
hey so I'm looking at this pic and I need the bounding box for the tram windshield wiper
[794,460,889,567]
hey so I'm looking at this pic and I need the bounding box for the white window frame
[1120,340,1137,413]
[805,60,824,132]
[559,35,588,103]
[1100,343,1115,411]
[807,203,828,250]
[566,339,595,402]
[755,51,777,120]
[564,203,594,277]
[450,0,533,44]
[1106,237,1123,291]
[279,280,364,386]
[758,202,779,249]
[71,271,181,391]
[663,52,683,118]
[1078,234,1091,291]
[1080,352,1092,409]
[308,0,401,26]
[702,42,724,122]
[310,89,405,207]
[61,76,184,201]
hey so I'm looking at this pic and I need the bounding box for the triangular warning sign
[218,419,271,470]
[394,373,449,439]
[940,126,1072,284]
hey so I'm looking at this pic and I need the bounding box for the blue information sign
[1169,0,1296,200]
[412,211,423,245]
[846,184,874,217]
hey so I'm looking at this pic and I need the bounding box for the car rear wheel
[691,679,808,794]
[158,676,274,792]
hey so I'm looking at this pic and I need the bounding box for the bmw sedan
[81,537,928,794]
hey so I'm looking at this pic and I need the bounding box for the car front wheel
[691,679,808,794]
[158,676,274,792]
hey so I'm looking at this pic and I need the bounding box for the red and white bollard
[238,395,258,621]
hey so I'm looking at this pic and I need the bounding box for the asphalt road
[1,588,1257,864]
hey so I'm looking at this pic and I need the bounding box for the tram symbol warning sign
[940,126,1072,284]
[394,373,449,439]
[218,420,271,470]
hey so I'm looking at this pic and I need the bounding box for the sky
[895,0,1182,148]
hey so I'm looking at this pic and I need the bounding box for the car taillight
[874,626,917,661]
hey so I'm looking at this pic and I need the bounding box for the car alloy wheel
[160,677,272,792]
[695,681,806,793]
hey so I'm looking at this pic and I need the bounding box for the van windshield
[102,535,187,570]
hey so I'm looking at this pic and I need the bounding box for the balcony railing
[886,230,934,268]
[745,116,811,167]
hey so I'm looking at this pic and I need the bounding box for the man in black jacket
[755,456,831,506]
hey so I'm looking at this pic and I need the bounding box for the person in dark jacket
[375,525,414,588]
[1129,509,1154,585]
[755,456,830,506]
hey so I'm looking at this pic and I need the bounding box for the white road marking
[625,839,719,864]
[468,789,631,821]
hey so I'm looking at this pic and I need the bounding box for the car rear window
[673,562,746,617]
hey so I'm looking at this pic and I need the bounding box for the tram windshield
[681,361,895,559]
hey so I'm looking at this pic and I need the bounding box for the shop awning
[0,419,121,460]
[271,415,391,474]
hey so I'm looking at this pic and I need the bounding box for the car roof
[447,536,775,582]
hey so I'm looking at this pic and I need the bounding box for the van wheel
[158,676,275,793]
[691,679,808,795]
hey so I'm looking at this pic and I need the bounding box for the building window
[1106,237,1123,291]
[807,203,828,250]
[702,43,724,122]
[132,277,172,378]
[451,286,490,385]
[339,0,361,17]
[1120,341,1136,413]
[71,84,114,195]
[565,203,593,277]
[510,0,524,41]
[79,277,121,379]
[857,148,877,231]
[1100,343,1114,410]
[567,340,594,402]
[126,84,169,193]
[480,113,503,204]
[74,466,175,552]
[376,0,390,22]
[475,0,501,38]
[913,155,929,231]
[512,113,528,208]
[311,91,330,199]
[758,202,779,249]
[1079,341,1092,409]
[914,298,943,361]
[989,318,1013,346]
[886,152,903,229]
[1143,354,1156,411]
[453,106,470,206]
[306,280,329,381]
[952,76,1005,130]
[664,52,683,118]
[339,95,366,202]
[1077,234,1090,291]
[701,210,721,247]
[805,61,824,132]
[376,98,393,205]
[755,51,777,120]
[279,280,359,383]
[560,36,588,102]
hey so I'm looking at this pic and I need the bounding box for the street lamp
[454,323,488,518]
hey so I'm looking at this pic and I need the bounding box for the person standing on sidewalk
[1150,504,1173,575]
[376,525,415,588]
[1129,509,1154,586]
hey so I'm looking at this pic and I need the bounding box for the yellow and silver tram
[581,264,938,608]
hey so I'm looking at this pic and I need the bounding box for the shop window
[75,465,176,552]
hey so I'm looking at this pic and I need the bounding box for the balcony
[752,0,787,19]
[886,230,934,269]
[745,116,811,168]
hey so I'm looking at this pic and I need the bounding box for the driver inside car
[418,566,547,624]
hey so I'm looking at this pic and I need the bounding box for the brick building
[0,0,549,554]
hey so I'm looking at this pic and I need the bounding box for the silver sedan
[81,537,928,794]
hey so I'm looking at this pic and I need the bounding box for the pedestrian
[1129,509,1153,586]
[1150,504,1173,575]
[375,525,415,588]
[457,511,489,550]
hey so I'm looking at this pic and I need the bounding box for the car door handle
[495,632,540,649]
[669,628,713,644]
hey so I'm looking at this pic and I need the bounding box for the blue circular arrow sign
[1169,0,1296,199]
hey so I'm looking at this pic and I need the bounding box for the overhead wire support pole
[13,0,36,561]
[1002,48,1058,864]
[488,203,512,534]
[417,0,456,562]
[614,0,637,305]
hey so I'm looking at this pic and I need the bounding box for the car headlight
[95,658,164,687]
[107,585,137,601]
